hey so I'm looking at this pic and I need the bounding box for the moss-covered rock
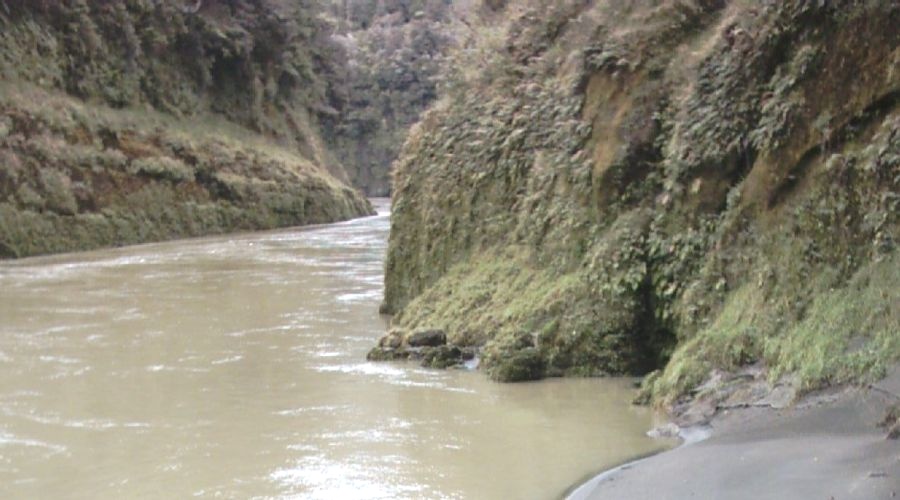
[421,345,466,369]
[487,348,545,383]
[366,346,411,362]
[368,326,474,369]
[407,329,447,347]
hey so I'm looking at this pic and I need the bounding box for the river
[0,199,670,499]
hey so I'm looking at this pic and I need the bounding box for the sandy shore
[569,370,900,500]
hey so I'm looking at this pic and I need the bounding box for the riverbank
[0,82,373,259]
[0,3,376,259]
[569,368,900,500]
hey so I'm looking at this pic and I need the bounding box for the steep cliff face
[0,0,372,258]
[382,0,899,404]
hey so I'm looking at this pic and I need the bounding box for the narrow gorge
[0,1,898,498]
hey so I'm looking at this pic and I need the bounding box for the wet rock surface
[368,328,476,369]
[487,348,545,383]
[422,346,466,369]
[407,329,448,348]
[663,364,800,428]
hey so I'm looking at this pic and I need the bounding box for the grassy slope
[383,0,900,406]
[0,0,372,258]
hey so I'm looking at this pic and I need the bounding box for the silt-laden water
[0,199,669,499]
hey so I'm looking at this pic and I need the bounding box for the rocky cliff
[0,0,372,258]
[379,0,899,407]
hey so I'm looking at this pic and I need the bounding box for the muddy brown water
[0,199,671,499]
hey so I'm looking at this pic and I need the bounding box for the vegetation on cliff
[0,0,372,258]
[325,0,459,195]
[379,0,900,407]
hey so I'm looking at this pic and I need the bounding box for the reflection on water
[0,199,670,499]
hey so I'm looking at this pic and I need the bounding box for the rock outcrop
[381,0,900,406]
[368,327,475,369]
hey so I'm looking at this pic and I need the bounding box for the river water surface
[0,199,669,499]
